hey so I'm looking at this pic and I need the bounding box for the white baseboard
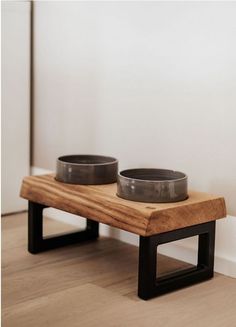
[32,166,236,278]
[158,241,236,278]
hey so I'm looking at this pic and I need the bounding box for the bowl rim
[57,154,118,166]
[118,168,187,183]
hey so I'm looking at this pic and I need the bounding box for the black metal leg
[138,221,216,300]
[28,201,99,254]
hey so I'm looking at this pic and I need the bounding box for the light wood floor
[2,213,236,327]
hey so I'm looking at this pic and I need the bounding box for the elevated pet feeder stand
[20,174,226,300]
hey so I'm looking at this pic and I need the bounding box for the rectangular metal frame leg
[28,201,99,254]
[138,221,216,300]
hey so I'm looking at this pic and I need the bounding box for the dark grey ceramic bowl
[117,168,188,203]
[56,155,118,185]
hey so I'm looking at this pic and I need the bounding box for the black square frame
[28,201,99,254]
[138,221,216,300]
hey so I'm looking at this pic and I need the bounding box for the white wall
[1,1,31,214]
[33,2,236,276]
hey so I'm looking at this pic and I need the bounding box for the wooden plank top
[20,174,227,236]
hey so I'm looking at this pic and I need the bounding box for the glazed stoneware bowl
[56,154,118,185]
[117,168,188,203]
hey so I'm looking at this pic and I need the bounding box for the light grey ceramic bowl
[56,155,118,185]
[117,168,188,203]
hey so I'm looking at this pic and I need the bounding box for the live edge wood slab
[20,174,226,237]
[20,174,227,299]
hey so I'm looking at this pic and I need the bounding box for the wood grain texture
[2,213,236,327]
[20,174,227,236]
